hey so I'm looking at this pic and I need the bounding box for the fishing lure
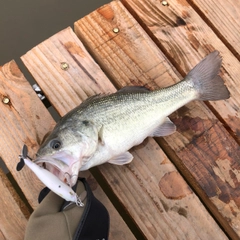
[17,145,84,207]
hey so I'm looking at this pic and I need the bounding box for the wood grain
[74,1,240,238]
[0,168,28,240]
[21,27,116,116]
[22,25,227,239]
[120,0,240,237]
[188,0,240,58]
[0,60,54,208]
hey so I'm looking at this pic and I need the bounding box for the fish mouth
[34,151,81,187]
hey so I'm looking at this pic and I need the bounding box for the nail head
[162,0,168,6]
[2,97,10,104]
[60,62,69,70]
[113,27,120,33]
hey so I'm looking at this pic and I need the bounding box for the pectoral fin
[108,152,133,165]
[150,117,176,137]
[98,125,105,145]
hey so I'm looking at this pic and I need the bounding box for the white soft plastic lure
[17,145,84,207]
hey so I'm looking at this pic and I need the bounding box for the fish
[17,145,85,206]
[34,50,230,187]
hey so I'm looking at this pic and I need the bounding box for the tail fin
[186,51,230,101]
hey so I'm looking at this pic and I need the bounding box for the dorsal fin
[149,117,176,137]
[76,94,105,109]
[60,94,107,122]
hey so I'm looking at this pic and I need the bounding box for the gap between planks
[186,0,240,61]
[0,168,29,240]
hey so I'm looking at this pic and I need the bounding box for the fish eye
[50,140,62,150]
[82,120,89,126]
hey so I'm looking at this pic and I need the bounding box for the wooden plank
[73,1,240,238]
[0,61,134,239]
[0,168,28,240]
[21,26,227,239]
[188,0,240,57]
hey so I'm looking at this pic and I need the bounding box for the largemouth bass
[35,51,230,187]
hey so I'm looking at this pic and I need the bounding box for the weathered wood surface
[0,60,53,209]
[21,26,227,239]
[1,0,240,239]
[188,0,240,57]
[122,0,240,141]
[120,0,240,237]
[74,1,240,239]
[0,168,28,240]
[0,60,134,239]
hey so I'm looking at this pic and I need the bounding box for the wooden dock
[0,0,240,239]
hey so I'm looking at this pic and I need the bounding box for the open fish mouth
[34,153,80,187]
[34,159,67,182]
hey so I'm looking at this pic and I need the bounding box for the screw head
[113,27,120,33]
[162,0,168,6]
[2,97,10,104]
[60,62,69,70]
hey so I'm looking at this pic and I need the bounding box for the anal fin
[108,152,133,165]
[150,117,176,137]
